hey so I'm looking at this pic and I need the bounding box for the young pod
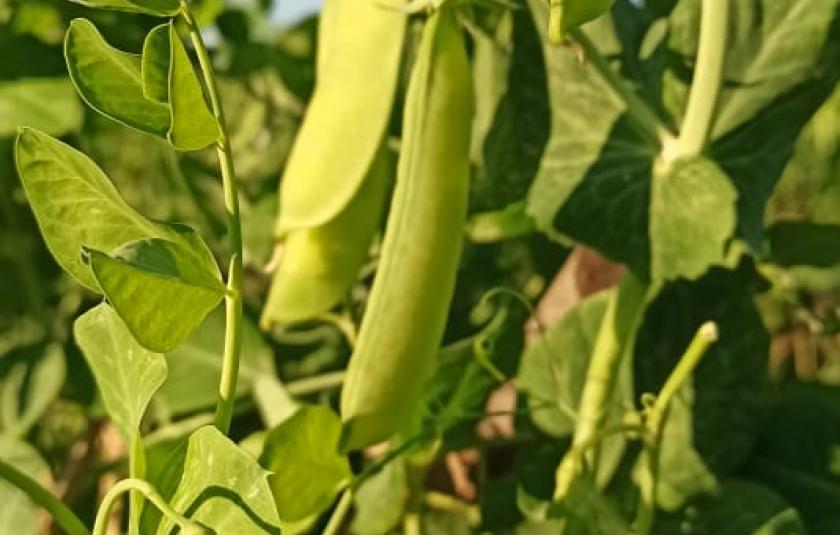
[340,7,474,451]
[548,0,616,44]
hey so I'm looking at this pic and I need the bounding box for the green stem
[634,321,718,535]
[322,490,352,535]
[0,458,90,535]
[179,1,245,435]
[286,371,347,397]
[128,436,146,535]
[569,27,672,146]
[93,479,203,535]
[672,0,729,159]
[554,274,647,499]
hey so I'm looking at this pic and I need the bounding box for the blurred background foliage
[5,0,840,533]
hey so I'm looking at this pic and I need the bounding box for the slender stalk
[322,490,353,535]
[569,27,672,146]
[554,274,647,499]
[0,458,90,535]
[286,371,347,397]
[634,322,718,535]
[672,0,729,160]
[93,479,204,535]
[179,1,245,435]
[128,436,146,535]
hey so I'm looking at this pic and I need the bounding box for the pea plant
[2,0,840,533]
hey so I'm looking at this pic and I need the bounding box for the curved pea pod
[260,146,393,327]
[276,0,405,232]
[340,7,474,452]
[548,0,615,44]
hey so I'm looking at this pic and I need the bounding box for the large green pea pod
[276,0,405,232]
[340,7,473,452]
[548,0,615,44]
[260,146,393,327]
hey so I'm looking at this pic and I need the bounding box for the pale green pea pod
[260,146,393,327]
[548,0,615,44]
[339,6,474,452]
[276,0,405,232]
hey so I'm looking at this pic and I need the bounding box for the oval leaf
[66,0,179,16]
[65,18,170,137]
[74,303,168,445]
[84,233,224,353]
[167,24,219,151]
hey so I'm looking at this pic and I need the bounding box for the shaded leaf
[142,24,170,104]
[260,405,352,522]
[156,308,276,416]
[0,78,83,136]
[157,426,282,535]
[65,18,170,137]
[85,233,224,353]
[768,222,840,268]
[167,23,220,151]
[1,345,66,437]
[66,0,179,16]
[351,460,406,535]
[74,303,168,445]
[0,437,51,535]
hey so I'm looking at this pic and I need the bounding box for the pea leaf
[649,157,737,282]
[156,425,282,535]
[167,23,220,151]
[142,24,170,104]
[73,303,168,445]
[84,233,224,352]
[156,309,276,416]
[351,460,406,535]
[66,0,180,16]
[0,78,83,136]
[65,18,171,138]
[260,405,352,523]
[0,437,51,535]
[0,345,66,437]
[277,0,405,230]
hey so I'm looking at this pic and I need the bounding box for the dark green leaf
[768,222,840,268]
[260,405,352,522]
[65,18,171,137]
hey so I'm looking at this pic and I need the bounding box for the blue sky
[270,0,323,26]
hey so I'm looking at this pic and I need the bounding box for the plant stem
[673,0,729,159]
[179,1,245,435]
[0,458,90,535]
[286,371,347,397]
[569,27,672,146]
[128,436,146,535]
[322,489,352,535]
[554,274,647,499]
[634,321,718,535]
[93,479,202,535]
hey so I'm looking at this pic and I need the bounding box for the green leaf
[142,24,170,104]
[1,345,66,437]
[74,303,168,445]
[655,479,805,535]
[0,78,83,136]
[0,437,51,535]
[156,308,276,416]
[15,127,167,289]
[253,376,300,429]
[517,290,631,487]
[167,24,219,151]
[768,222,840,268]
[260,405,352,522]
[649,157,737,282]
[84,232,224,353]
[66,0,180,16]
[351,460,406,535]
[65,18,171,137]
[550,477,630,535]
[156,425,282,535]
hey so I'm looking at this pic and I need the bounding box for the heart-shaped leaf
[156,426,282,535]
[74,303,168,445]
[85,233,224,353]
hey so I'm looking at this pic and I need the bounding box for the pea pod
[548,0,615,44]
[276,0,405,232]
[340,7,473,451]
[260,146,393,327]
